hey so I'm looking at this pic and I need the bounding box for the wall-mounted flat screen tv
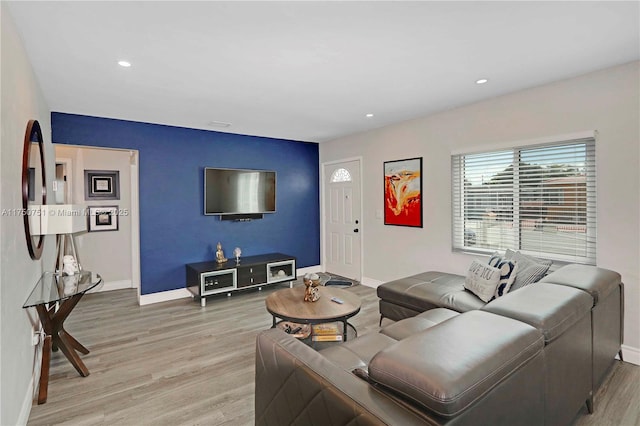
[204,167,276,215]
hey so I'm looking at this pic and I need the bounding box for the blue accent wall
[52,113,320,295]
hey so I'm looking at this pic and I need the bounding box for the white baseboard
[139,288,192,306]
[17,377,34,426]
[621,344,640,366]
[18,328,45,426]
[96,279,133,292]
[361,276,385,288]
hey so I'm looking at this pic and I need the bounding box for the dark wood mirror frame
[22,119,47,260]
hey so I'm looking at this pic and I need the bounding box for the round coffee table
[265,286,361,341]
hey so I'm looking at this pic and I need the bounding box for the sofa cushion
[539,264,621,305]
[464,260,501,302]
[368,311,544,417]
[482,282,592,344]
[440,289,487,312]
[377,271,483,313]
[319,333,397,372]
[505,249,552,290]
[380,308,459,340]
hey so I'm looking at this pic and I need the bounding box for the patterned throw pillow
[504,249,552,290]
[487,252,519,298]
[464,260,501,303]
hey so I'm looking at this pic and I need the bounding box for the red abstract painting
[384,157,423,227]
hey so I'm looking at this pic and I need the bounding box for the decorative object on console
[233,247,242,263]
[383,157,423,228]
[62,274,79,296]
[88,206,119,232]
[215,242,227,263]
[62,255,80,276]
[84,170,120,200]
[303,273,321,302]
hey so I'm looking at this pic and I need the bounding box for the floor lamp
[39,205,87,273]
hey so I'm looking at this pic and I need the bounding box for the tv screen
[204,168,276,215]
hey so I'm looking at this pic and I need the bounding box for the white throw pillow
[464,260,501,303]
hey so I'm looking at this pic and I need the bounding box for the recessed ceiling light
[366,113,374,118]
[118,60,132,67]
[476,78,488,84]
[207,120,232,128]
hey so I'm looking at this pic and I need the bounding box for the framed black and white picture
[88,206,119,232]
[85,170,120,200]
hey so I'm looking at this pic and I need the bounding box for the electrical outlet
[31,331,41,346]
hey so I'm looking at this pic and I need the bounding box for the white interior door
[323,159,362,280]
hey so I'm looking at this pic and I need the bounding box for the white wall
[1,4,54,424]
[320,61,640,360]
[54,145,134,291]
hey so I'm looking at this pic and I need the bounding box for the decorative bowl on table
[277,321,311,339]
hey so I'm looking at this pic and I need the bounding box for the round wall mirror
[22,119,47,260]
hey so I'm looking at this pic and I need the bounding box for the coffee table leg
[271,316,276,328]
[343,320,348,341]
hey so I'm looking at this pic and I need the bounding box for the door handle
[354,229,359,233]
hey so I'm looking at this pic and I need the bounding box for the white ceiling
[7,1,639,143]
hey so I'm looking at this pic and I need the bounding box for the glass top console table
[23,271,102,404]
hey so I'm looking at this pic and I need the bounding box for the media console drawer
[237,265,268,288]
[186,253,296,307]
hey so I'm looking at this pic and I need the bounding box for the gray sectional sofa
[254,264,623,426]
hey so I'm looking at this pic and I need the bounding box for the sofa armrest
[255,328,433,426]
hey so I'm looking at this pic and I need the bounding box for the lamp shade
[39,204,87,235]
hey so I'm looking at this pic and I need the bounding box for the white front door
[323,159,362,281]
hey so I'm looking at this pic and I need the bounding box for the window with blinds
[451,137,596,265]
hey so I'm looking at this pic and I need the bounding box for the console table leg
[37,335,51,404]
[63,329,90,355]
[57,330,90,377]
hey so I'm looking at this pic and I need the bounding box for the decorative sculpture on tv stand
[215,242,227,263]
[233,247,242,264]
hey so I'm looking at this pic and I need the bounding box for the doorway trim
[55,157,73,204]
[54,145,140,298]
[321,156,364,282]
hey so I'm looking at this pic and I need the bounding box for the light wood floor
[28,282,639,426]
